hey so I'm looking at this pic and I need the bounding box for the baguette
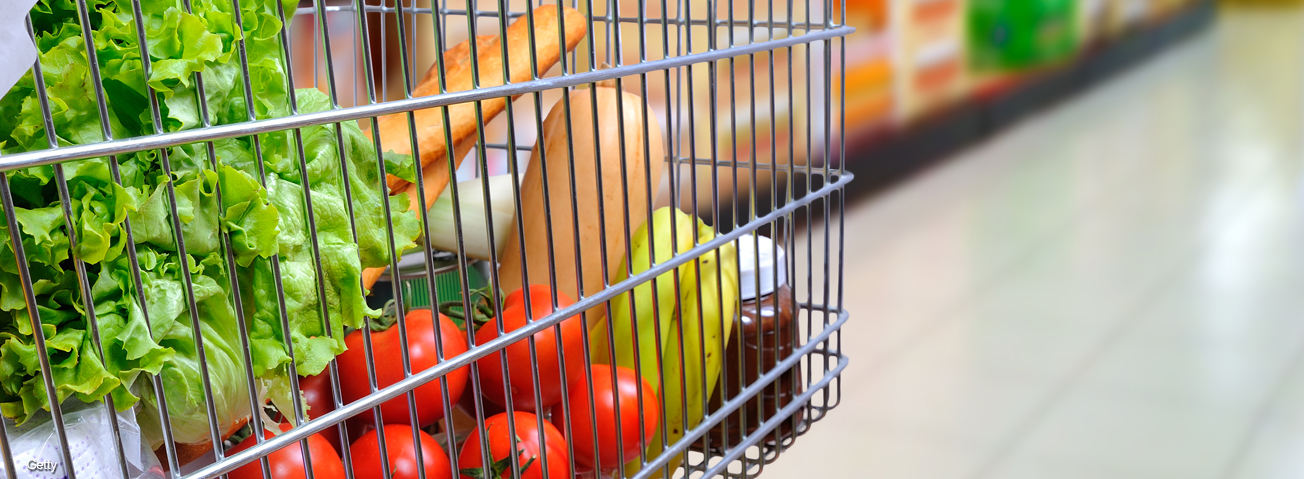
[379,5,588,193]
[364,5,588,291]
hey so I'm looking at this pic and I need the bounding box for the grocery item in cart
[590,206,739,474]
[703,235,802,449]
[360,5,589,290]
[1,400,163,479]
[496,73,666,326]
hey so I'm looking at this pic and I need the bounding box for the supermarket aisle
[769,8,1304,479]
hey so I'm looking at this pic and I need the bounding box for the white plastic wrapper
[1,400,164,479]
[0,0,38,96]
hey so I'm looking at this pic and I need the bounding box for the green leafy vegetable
[0,0,421,447]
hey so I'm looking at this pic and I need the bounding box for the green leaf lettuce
[0,0,421,448]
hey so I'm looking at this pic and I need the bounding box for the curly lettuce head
[0,0,420,447]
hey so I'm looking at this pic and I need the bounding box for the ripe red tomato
[337,309,470,428]
[502,284,560,314]
[349,425,453,479]
[553,365,659,471]
[297,371,364,454]
[458,412,570,479]
[474,287,587,412]
[227,424,345,479]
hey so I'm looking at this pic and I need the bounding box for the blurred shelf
[840,0,1216,199]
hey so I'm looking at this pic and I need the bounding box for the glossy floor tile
[763,8,1304,479]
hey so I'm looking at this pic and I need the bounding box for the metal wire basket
[0,0,851,477]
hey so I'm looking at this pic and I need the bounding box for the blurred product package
[967,0,1080,73]
[892,0,969,121]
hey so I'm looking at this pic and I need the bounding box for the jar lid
[737,235,786,301]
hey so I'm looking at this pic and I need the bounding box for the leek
[423,175,517,261]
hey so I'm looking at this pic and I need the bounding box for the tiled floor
[765,8,1304,479]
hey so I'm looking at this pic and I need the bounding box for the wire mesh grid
[0,0,850,477]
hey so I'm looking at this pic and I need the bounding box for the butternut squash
[497,77,666,325]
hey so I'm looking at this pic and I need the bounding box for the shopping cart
[0,0,851,477]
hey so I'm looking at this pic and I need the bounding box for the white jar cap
[737,235,786,301]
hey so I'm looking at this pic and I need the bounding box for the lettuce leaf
[0,0,421,447]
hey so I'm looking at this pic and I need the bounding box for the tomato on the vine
[458,412,570,479]
[350,425,453,479]
[337,309,470,428]
[553,365,659,471]
[474,286,587,412]
[227,424,345,479]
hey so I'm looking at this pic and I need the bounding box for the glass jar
[700,235,801,450]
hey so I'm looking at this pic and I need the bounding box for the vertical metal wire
[268,3,377,479]
[0,410,14,479]
[402,1,474,477]
[703,0,728,471]
[507,5,584,479]
[779,0,802,448]
[121,0,235,471]
[799,0,819,424]
[479,4,573,479]
[680,0,715,475]
[629,0,670,471]
[600,0,663,473]
[414,4,510,479]
[651,0,678,475]
[0,175,77,478]
[833,0,847,412]
[40,5,135,477]
[448,3,529,478]
[720,0,746,468]
[768,0,799,456]
[349,1,437,478]
[574,0,632,476]
[817,0,835,420]
[556,4,606,478]
[664,0,692,473]
[388,1,464,478]
[3,24,80,479]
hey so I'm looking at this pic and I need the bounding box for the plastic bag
[0,400,164,479]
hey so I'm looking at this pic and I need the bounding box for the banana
[628,218,740,476]
[589,207,740,477]
[591,206,696,387]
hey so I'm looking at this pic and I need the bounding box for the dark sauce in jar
[698,236,801,451]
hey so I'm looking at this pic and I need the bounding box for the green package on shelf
[969,0,1080,72]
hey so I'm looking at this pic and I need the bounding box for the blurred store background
[283,0,1226,217]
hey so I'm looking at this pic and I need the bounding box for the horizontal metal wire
[293,6,838,31]
[0,25,853,172]
[186,170,852,478]
[478,142,816,172]
[695,349,846,479]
